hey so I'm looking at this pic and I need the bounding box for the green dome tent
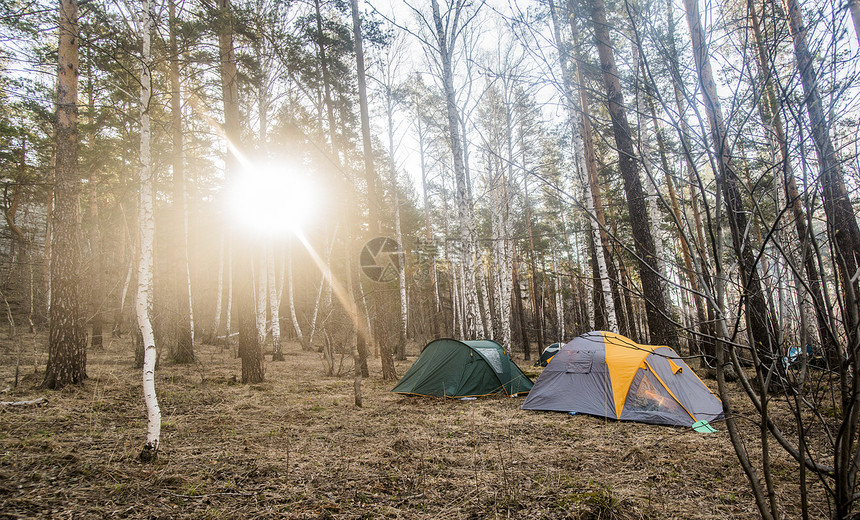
[392,339,533,398]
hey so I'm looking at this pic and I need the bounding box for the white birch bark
[501,187,514,348]
[440,180,460,338]
[477,253,493,339]
[137,0,160,459]
[548,0,616,333]
[575,223,596,330]
[267,243,281,357]
[255,247,267,347]
[452,261,463,338]
[489,161,506,344]
[186,262,194,341]
[308,278,323,351]
[384,89,408,357]
[428,0,480,339]
[395,209,408,351]
[585,183,617,332]
[632,48,670,310]
[183,186,194,343]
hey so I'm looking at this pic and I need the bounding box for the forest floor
[0,332,829,519]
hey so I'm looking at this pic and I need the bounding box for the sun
[227,162,318,237]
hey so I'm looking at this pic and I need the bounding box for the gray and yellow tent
[522,331,723,427]
[392,339,533,398]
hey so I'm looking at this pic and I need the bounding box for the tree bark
[268,244,283,361]
[522,170,542,358]
[137,0,160,461]
[647,94,713,358]
[430,0,480,339]
[84,50,103,351]
[43,0,87,390]
[589,0,673,346]
[782,0,860,514]
[384,83,408,365]
[683,0,781,516]
[417,110,442,338]
[169,0,194,363]
[512,254,530,357]
[748,0,830,359]
[218,0,263,383]
[211,234,224,343]
[684,0,778,366]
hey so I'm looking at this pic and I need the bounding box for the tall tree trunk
[218,0,263,383]
[648,96,711,357]
[383,85,408,365]
[43,0,87,390]
[255,248,268,348]
[225,236,232,348]
[137,0,160,461]
[169,0,194,363]
[44,147,54,325]
[512,254,530,357]
[430,0,480,339]
[268,244,283,361]
[490,165,512,347]
[350,0,379,232]
[783,0,860,514]
[522,157,542,359]
[748,1,830,359]
[631,47,671,319]
[418,114,442,338]
[589,0,677,349]
[684,0,782,516]
[350,0,389,374]
[477,253,493,339]
[684,0,778,364]
[553,3,619,333]
[314,0,340,159]
[84,50,103,351]
[665,0,720,357]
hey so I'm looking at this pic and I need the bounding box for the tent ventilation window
[474,348,503,373]
[566,351,593,374]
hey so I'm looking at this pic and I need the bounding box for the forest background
[1,0,860,517]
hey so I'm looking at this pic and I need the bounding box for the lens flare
[227,162,317,236]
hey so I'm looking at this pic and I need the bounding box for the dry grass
[0,334,830,519]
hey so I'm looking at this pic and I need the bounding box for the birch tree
[372,29,409,369]
[548,0,617,333]
[410,0,483,339]
[137,0,160,461]
[268,245,283,360]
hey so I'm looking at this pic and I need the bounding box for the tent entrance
[621,369,691,425]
